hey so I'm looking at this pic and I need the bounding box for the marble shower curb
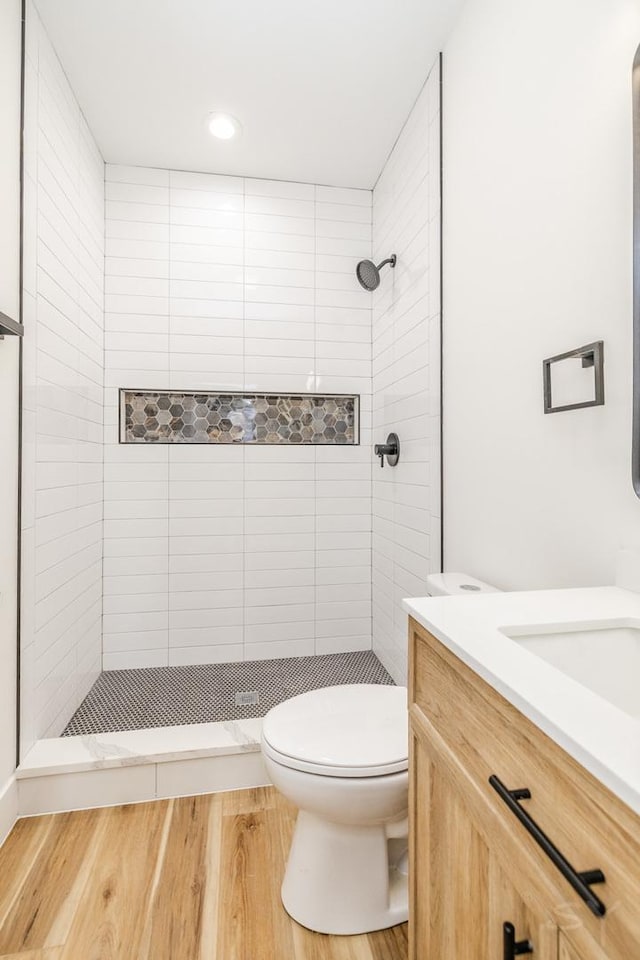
[16,718,270,816]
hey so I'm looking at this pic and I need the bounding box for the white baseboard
[0,775,18,845]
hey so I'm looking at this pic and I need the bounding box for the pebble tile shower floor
[62,651,395,736]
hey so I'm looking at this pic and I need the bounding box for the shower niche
[120,390,360,445]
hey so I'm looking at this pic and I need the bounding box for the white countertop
[403,585,640,815]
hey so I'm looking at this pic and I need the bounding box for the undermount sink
[499,619,640,720]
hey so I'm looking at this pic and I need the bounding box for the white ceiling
[35,0,462,189]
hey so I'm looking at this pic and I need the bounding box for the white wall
[443,0,640,590]
[0,0,22,841]
[20,1,104,748]
[103,165,372,668]
[371,61,442,684]
[0,0,22,324]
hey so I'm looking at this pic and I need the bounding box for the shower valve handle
[374,433,400,468]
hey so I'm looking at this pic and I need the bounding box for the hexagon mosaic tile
[120,390,359,445]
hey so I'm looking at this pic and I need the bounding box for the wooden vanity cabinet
[410,723,557,959]
[408,617,640,960]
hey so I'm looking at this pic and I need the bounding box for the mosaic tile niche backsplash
[121,390,359,445]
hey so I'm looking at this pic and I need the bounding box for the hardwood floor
[0,787,408,960]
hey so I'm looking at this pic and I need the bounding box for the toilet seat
[261,684,408,779]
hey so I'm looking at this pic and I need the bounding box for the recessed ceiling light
[208,112,242,140]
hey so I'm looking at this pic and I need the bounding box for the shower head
[355,254,397,291]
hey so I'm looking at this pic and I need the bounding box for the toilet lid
[261,684,408,778]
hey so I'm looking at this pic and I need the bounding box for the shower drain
[235,690,260,707]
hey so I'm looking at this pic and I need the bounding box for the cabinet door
[559,938,580,960]
[559,933,608,960]
[410,728,489,957]
[490,857,558,960]
[410,727,558,960]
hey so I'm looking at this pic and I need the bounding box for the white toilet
[262,683,409,935]
[262,572,499,936]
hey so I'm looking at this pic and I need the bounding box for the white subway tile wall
[103,165,373,668]
[21,2,105,748]
[371,60,442,684]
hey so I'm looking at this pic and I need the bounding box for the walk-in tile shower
[18,2,442,754]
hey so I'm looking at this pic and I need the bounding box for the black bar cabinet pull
[489,775,606,917]
[503,921,533,958]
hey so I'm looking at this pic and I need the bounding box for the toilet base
[281,810,409,935]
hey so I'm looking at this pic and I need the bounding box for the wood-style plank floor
[0,787,408,960]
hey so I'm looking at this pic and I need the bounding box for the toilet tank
[425,572,501,597]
